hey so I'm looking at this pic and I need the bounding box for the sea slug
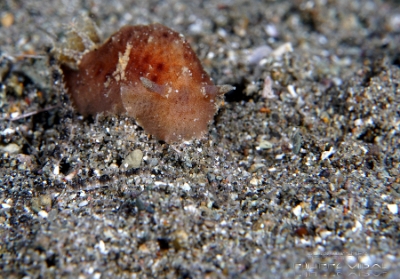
[56,20,232,143]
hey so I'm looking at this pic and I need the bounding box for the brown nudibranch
[56,21,233,143]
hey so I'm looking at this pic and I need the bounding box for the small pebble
[291,131,302,154]
[320,147,335,160]
[149,158,158,166]
[172,229,189,250]
[287,85,298,98]
[0,143,21,154]
[38,210,48,218]
[0,128,15,136]
[258,140,273,150]
[275,154,285,160]
[122,149,143,169]
[292,204,302,218]
[79,200,89,207]
[1,12,14,28]
[96,240,107,254]
[249,163,265,173]
[31,198,40,213]
[319,230,332,238]
[387,204,398,214]
[40,195,52,208]
[181,183,191,191]
[53,165,60,175]
[250,177,259,186]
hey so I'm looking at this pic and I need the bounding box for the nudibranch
[56,20,232,143]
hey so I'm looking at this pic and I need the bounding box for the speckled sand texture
[0,1,399,278]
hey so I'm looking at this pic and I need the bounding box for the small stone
[291,131,302,154]
[292,204,302,218]
[352,220,362,232]
[149,158,158,166]
[250,177,259,186]
[354,118,363,126]
[320,147,335,160]
[96,240,107,254]
[122,149,143,169]
[31,197,40,213]
[154,181,168,187]
[40,195,52,208]
[79,200,89,207]
[1,12,14,28]
[1,203,11,209]
[275,154,285,160]
[172,229,189,250]
[249,163,265,173]
[53,165,60,175]
[38,210,48,218]
[387,204,398,214]
[258,140,273,150]
[181,183,191,191]
[319,230,332,239]
[0,143,21,154]
[0,128,15,136]
[287,85,298,98]
[17,164,26,171]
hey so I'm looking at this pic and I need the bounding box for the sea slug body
[58,23,232,143]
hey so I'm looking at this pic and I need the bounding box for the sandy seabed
[0,1,399,278]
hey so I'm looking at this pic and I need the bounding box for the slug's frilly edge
[56,21,233,143]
